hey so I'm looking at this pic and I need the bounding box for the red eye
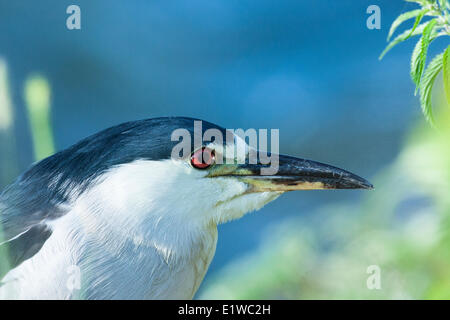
[191,147,215,169]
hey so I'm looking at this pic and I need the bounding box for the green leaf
[443,46,450,106]
[379,21,430,60]
[404,9,429,41]
[404,0,432,4]
[421,18,437,45]
[419,52,444,124]
[410,37,424,93]
[411,19,438,93]
[388,9,423,41]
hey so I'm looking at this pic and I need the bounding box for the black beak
[209,154,373,192]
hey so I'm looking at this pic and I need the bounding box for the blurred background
[1,0,449,299]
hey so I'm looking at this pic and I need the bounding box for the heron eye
[191,147,215,169]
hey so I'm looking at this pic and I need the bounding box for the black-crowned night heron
[0,117,372,299]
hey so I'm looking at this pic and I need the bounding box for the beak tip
[363,183,374,190]
[353,178,374,190]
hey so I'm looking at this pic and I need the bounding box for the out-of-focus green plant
[0,59,18,187]
[0,59,14,279]
[380,0,450,124]
[24,75,55,161]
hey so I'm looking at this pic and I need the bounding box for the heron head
[71,117,371,228]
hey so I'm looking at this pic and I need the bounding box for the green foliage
[388,9,423,41]
[443,46,450,104]
[379,22,430,60]
[420,52,443,122]
[381,0,450,125]
[24,75,55,161]
[0,60,18,187]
